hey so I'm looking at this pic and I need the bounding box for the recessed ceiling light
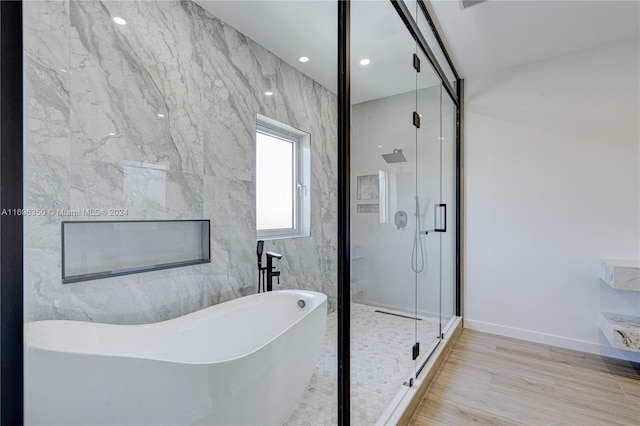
[360,59,371,66]
[112,17,127,26]
[157,113,165,118]
[377,145,383,148]
[108,132,116,136]
[264,91,274,96]
[299,56,309,63]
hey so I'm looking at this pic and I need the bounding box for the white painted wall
[464,37,640,361]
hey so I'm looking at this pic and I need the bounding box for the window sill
[257,233,310,241]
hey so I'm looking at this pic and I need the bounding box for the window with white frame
[256,114,311,239]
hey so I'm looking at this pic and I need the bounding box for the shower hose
[411,196,425,274]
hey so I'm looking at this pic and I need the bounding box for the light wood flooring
[409,329,640,425]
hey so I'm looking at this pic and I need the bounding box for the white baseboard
[464,319,640,363]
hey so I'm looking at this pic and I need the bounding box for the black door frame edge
[337,0,351,424]
[417,0,460,81]
[456,80,464,317]
[1,1,25,424]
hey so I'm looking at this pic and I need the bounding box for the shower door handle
[434,204,446,233]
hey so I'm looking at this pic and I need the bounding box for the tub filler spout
[266,251,283,291]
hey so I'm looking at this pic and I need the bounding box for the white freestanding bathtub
[25,290,327,425]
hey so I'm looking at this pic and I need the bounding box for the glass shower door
[415,49,445,371]
[440,88,457,330]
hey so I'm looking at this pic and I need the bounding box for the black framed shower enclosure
[336,0,463,423]
[0,0,461,424]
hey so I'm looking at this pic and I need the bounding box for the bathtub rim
[25,289,328,365]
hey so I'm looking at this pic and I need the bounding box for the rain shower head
[381,149,407,164]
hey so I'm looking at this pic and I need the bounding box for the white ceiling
[426,0,640,77]
[196,0,441,103]
[194,0,338,93]
[195,0,640,102]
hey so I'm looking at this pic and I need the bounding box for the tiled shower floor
[284,303,440,426]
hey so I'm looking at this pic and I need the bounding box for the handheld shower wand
[411,196,425,273]
[257,240,266,292]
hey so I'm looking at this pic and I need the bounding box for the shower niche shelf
[62,220,210,283]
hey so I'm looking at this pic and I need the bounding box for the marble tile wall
[23,0,337,324]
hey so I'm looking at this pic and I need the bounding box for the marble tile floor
[285,303,441,426]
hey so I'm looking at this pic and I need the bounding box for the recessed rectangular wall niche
[62,220,210,283]
[357,175,379,201]
[357,204,379,214]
